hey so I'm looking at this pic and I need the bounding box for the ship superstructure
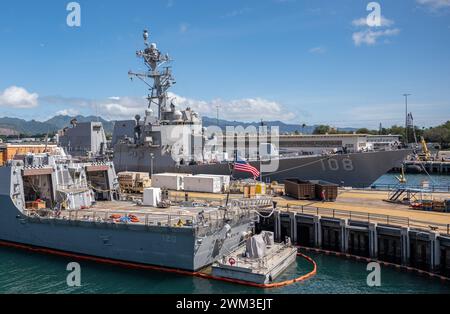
[112,29,207,169]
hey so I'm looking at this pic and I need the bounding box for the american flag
[233,157,260,178]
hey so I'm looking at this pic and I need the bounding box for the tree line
[311,121,450,149]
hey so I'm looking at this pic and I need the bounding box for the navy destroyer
[61,30,411,188]
[110,30,410,188]
[0,148,256,271]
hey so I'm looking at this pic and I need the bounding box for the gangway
[386,186,432,205]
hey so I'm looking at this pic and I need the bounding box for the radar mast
[128,29,176,120]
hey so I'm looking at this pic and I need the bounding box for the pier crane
[418,137,432,161]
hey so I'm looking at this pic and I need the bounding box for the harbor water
[373,173,450,190]
[1,246,449,294]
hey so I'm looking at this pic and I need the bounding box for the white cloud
[352,28,400,46]
[95,96,147,120]
[83,93,296,122]
[351,16,394,27]
[351,15,399,46]
[309,46,326,54]
[168,93,296,122]
[222,7,252,18]
[56,108,79,116]
[0,86,39,108]
[416,0,450,9]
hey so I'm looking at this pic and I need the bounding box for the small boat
[212,232,297,284]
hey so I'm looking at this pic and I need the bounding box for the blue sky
[0,0,449,128]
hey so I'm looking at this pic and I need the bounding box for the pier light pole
[403,94,411,145]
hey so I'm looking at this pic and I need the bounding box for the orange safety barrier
[0,240,317,289]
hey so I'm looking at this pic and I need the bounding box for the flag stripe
[233,159,260,177]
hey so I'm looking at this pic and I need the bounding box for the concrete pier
[256,210,450,276]
[166,188,450,276]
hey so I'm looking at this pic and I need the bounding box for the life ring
[110,214,121,219]
[228,257,236,266]
[128,214,140,223]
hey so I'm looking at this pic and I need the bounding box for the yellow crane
[418,137,432,161]
[395,165,407,184]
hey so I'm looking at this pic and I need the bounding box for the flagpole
[259,158,263,183]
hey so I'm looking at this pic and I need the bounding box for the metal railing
[24,208,196,228]
[23,206,257,237]
[284,205,450,235]
[370,183,450,193]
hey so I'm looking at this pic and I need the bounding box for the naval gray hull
[114,149,410,188]
[0,168,251,271]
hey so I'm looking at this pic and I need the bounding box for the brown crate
[312,180,339,201]
[284,179,315,200]
[243,185,256,198]
[32,201,46,209]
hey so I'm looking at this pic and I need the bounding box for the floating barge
[212,232,297,284]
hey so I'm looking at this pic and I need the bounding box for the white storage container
[143,187,161,207]
[152,173,190,190]
[184,176,222,193]
[195,174,231,192]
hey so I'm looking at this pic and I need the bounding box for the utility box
[284,179,316,200]
[255,182,266,195]
[143,187,162,207]
[184,176,222,193]
[152,173,190,191]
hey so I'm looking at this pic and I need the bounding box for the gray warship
[0,149,256,271]
[109,30,410,188]
[60,30,411,188]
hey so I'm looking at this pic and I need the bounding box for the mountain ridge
[0,115,357,136]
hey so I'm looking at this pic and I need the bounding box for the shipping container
[184,176,222,193]
[151,173,190,191]
[311,180,339,202]
[195,174,231,192]
[0,144,57,166]
[284,179,316,200]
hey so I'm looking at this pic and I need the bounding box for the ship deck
[25,201,235,230]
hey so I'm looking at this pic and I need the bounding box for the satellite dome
[174,110,183,120]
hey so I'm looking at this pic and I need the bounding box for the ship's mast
[128,29,176,120]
